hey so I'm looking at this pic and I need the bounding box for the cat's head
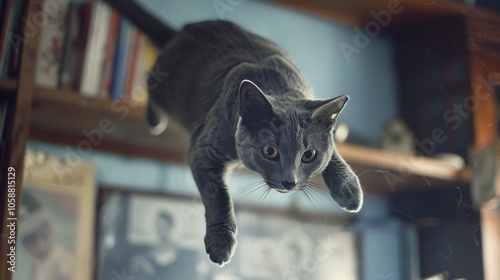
[235,80,363,212]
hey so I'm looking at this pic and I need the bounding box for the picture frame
[15,150,97,280]
[96,187,360,280]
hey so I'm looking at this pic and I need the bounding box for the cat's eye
[262,146,279,160]
[301,149,317,163]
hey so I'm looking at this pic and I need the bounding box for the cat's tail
[146,99,169,136]
[103,0,177,47]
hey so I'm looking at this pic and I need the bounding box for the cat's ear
[311,95,349,128]
[239,80,275,123]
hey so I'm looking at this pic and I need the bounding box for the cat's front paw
[204,223,237,266]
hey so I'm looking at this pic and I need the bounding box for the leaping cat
[147,20,363,265]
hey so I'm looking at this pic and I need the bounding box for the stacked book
[0,0,25,79]
[34,0,160,107]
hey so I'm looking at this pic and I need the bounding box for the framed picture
[15,150,97,280]
[97,188,360,280]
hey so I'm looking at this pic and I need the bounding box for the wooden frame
[13,150,96,280]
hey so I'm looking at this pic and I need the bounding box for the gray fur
[148,20,362,265]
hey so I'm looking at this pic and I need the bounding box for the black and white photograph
[97,189,359,280]
[14,151,96,280]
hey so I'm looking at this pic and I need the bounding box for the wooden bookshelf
[0,78,18,91]
[30,87,190,163]
[28,86,470,194]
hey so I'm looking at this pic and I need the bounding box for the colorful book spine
[110,18,132,100]
[131,38,159,107]
[23,0,161,108]
[99,9,121,98]
[124,30,142,103]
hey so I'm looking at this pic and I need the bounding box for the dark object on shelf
[381,118,415,155]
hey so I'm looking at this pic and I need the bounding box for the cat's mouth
[271,185,302,194]
[276,189,291,194]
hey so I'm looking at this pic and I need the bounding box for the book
[58,3,81,88]
[99,9,121,98]
[110,18,132,100]
[26,0,161,108]
[130,38,159,107]
[34,0,69,87]
[70,2,93,90]
[80,2,112,97]
[124,30,143,103]
[129,35,147,107]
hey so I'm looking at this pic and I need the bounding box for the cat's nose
[281,180,297,190]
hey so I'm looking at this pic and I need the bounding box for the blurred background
[1,0,500,279]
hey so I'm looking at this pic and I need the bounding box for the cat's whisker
[234,182,269,218]
[255,186,272,215]
[301,187,328,228]
[306,182,344,208]
[236,184,270,220]
[233,182,269,204]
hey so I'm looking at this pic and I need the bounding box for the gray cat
[147,20,362,265]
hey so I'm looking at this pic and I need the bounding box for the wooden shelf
[0,78,18,91]
[29,87,191,162]
[335,143,470,193]
[29,87,470,194]
[266,0,498,34]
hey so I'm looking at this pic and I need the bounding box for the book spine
[124,30,142,103]
[110,18,131,100]
[130,34,148,107]
[79,3,102,96]
[99,9,120,98]
[71,2,93,90]
[58,2,76,88]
